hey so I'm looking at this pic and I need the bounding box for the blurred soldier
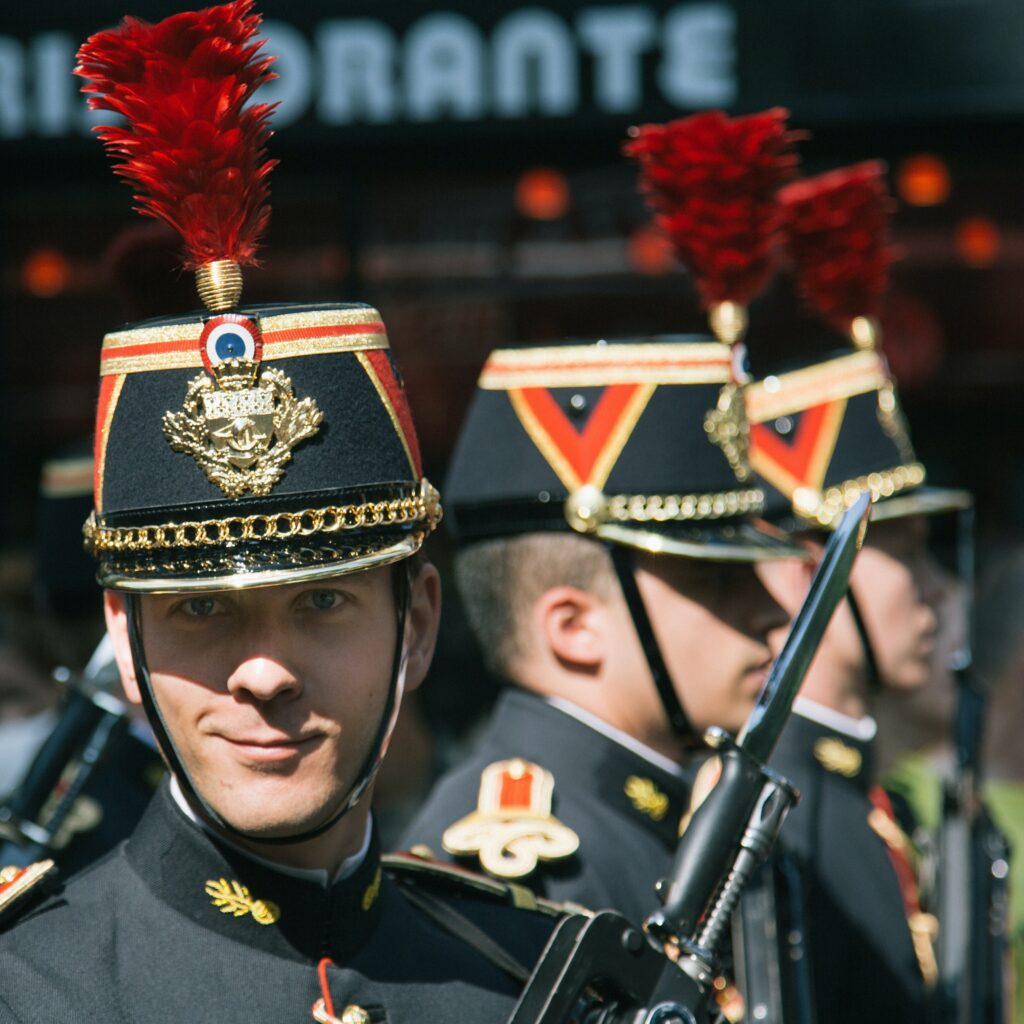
[0,4,576,1021]
[746,161,971,1024]
[402,110,806,934]
[401,334,797,924]
[0,441,166,879]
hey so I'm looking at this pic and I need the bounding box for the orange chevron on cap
[749,399,847,499]
[507,384,656,492]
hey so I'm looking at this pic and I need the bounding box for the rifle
[0,638,137,868]
[508,492,871,1024]
[935,504,1011,1024]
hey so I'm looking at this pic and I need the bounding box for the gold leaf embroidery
[624,776,669,821]
[361,867,382,912]
[813,737,862,778]
[205,877,280,926]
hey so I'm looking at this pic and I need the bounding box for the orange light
[628,226,675,276]
[22,248,70,297]
[515,167,570,220]
[897,154,950,207]
[954,217,1000,268]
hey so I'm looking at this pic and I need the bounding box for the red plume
[75,0,277,271]
[779,161,896,332]
[624,109,802,308]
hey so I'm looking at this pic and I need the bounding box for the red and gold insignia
[0,860,55,920]
[163,314,323,498]
[442,759,579,880]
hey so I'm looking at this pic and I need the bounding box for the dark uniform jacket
[0,781,569,1023]
[770,705,929,1024]
[402,689,691,925]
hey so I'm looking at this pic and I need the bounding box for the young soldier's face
[633,554,788,737]
[850,515,948,690]
[105,566,439,839]
[761,515,948,692]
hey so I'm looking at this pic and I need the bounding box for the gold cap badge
[163,315,323,498]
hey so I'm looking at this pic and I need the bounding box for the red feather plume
[624,109,802,308]
[779,160,896,332]
[75,0,277,271]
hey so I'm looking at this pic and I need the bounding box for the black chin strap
[608,544,698,743]
[124,564,412,846]
[845,583,883,692]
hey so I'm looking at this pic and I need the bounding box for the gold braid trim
[85,485,442,555]
[605,487,763,523]
[798,463,926,527]
[565,485,763,533]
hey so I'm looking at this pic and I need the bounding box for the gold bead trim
[799,463,926,527]
[605,488,764,524]
[565,485,763,535]
[84,488,442,555]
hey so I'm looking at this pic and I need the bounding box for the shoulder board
[440,758,580,881]
[382,851,585,919]
[0,860,57,930]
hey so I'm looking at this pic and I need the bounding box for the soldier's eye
[308,590,341,610]
[184,597,217,617]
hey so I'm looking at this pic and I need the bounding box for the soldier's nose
[226,655,301,704]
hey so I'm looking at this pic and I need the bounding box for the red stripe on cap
[93,374,121,509]
[364,349,423,477]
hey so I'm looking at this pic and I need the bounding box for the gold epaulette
[0,860,57,929]
[382,851,588,919]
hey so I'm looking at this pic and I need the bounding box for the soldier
[744,161,972,1024]
[0,4,576,1021]
[400,328,807,927]
[402,109,806,931]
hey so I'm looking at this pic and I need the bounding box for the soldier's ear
[402,562,442,692]
[103,591,141,704]
[535,586,606,672]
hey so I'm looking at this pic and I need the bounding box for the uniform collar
[125,782,385,963]
[168,774,373,887]
[485,689,692,847]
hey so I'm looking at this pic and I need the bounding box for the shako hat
[746,162,970,529]
[76,0,440,593]
[447,111,809,563]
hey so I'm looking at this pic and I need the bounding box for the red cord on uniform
[317,957,337,1019]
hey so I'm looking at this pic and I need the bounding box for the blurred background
[2,0,1024,762]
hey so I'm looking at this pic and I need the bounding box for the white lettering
[659,3,737,108]
[33,34,76,136]
[577,7,656,113]
[493,9,577,118]
[259,20,313,128]
[405,13,485,121]
[0,37,26,138]
[317,20,396,124]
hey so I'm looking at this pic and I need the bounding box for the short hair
[454,533,617,679]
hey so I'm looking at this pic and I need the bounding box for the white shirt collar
[169,774,372,887]
[792,695,877,742]
[546,696,686,778]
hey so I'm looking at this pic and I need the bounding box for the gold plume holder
[708,301,748,346]
[850,315,879,351]
[196,259,243,312]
